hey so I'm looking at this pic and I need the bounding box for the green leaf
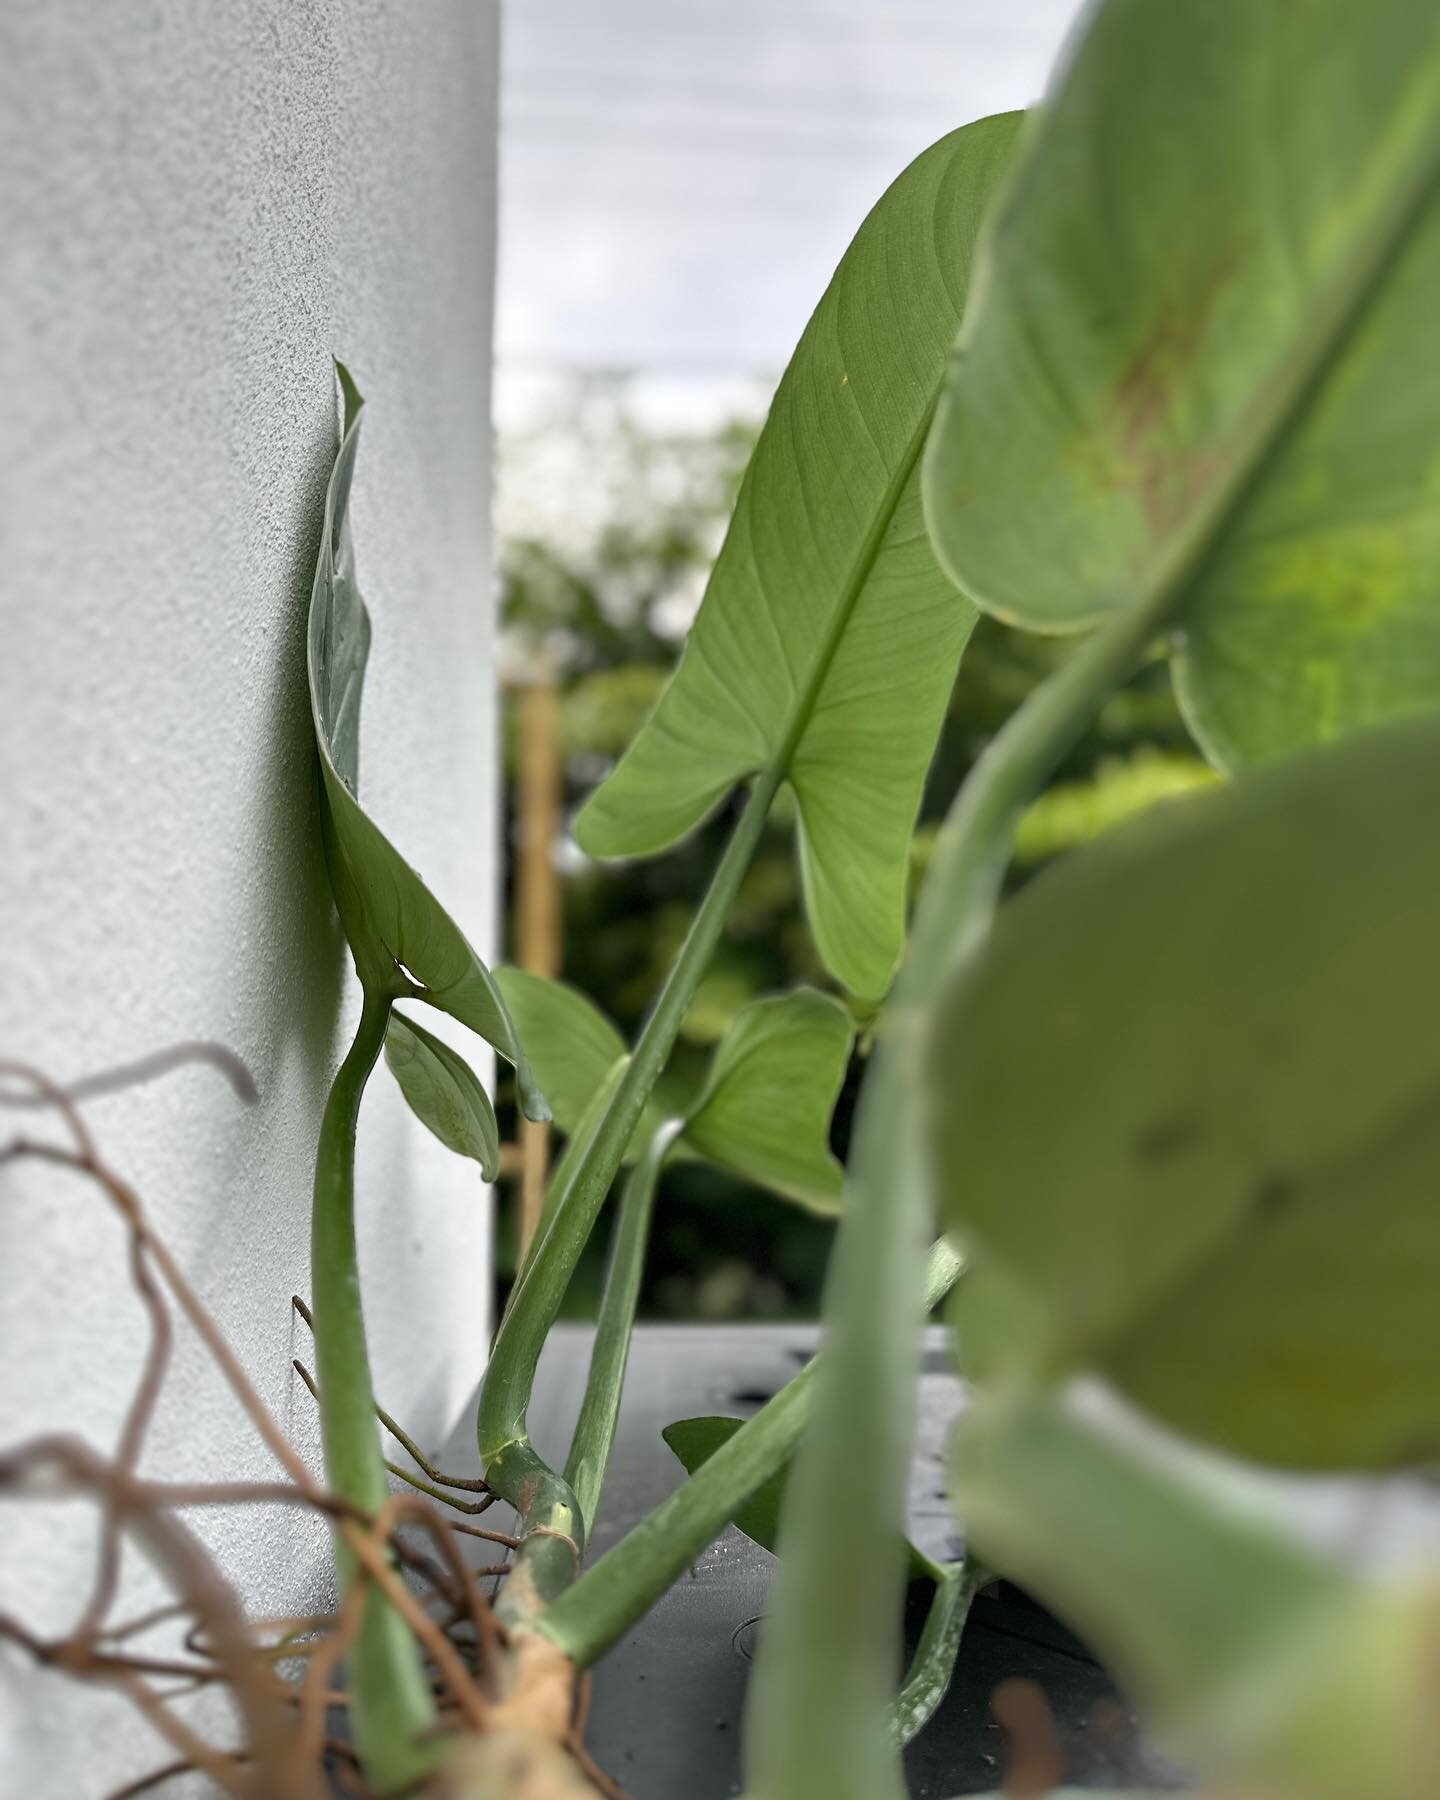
[925,0,1440,771]
[682,989,853,1214]
[383,1011,500,1181]
[307,365,547,1121]
[493,966,666,1150]
[949,1391,1440,1800]
[661,1416,789,1557]
[576,115,1024,1000]
[931,713,1440,1469]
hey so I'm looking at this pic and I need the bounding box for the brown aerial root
[0,1049,628,1799]
[991,1677,1065,1799]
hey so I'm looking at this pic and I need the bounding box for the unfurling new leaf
[307,365,546,1121]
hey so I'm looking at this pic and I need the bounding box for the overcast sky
[496,0,1086,427]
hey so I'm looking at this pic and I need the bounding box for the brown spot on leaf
[1136,1113,1202,1163]
[1252,1174,1294,1218]
[1110,241,1247,532]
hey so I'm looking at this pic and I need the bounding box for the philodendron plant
[299,2,1440,1796]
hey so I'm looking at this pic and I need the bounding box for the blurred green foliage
[496,383,1206,1320]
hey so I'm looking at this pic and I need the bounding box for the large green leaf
[576,115,1023,999]
[383,1011,500,1182]
[931,714,1440,1470]
[306,366,546,1120]
[950,1392,1440,1800]
[683,989,853,1214]
[925,0,1440,771]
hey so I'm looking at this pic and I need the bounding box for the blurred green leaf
[932,713,1440,1469]
[576,116,1024,1000]
[950,1391,1440,1800]
[1010,750,1215,865]
[683,990,853,1214]
[383,1012,499,1182]
[925,0,1440,771]
[308,365,546,1121]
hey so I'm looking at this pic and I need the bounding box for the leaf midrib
[771,394,941,778]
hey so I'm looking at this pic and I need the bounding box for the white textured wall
[0,4,501,1791]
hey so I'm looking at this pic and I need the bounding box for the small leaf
[931,713,1440,1469]
[576,115,1024,1000]
[493,967,666,1152]
[383,1012,500,1181]
[307,365,547,1121]
[682,989,854,1214]
[925,0,1440,770]
[662,1415,936,1580]
[662,1416,789,1556]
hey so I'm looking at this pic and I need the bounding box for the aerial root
[0,1050,630,1797]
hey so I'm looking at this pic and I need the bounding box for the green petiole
[310,989,439,1789]
[537,1238,964,1670]
[564,1122,680,1536]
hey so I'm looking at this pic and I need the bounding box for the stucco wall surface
[0,4,502,1791]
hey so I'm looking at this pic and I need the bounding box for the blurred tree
[496,379,1207,1320]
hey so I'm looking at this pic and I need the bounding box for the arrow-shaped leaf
[307,366,547,1120]
[682,989,853,1214]
[925,0,1440,772]
[383,1011,500,1182]
[576,115,1024,1000]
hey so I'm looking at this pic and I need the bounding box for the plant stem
[311,989,438,1788]
[744,590,1184,1800]
[478,774,780,1640]
[511,1056,629,1304]
[565,1124,678,1535]
[478,769,781,1469]
[538,1239,964,1668]
[891,1563,980,1747]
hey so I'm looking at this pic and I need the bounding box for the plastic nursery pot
[431,1323,1182,1799]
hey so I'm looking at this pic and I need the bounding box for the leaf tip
[333,359,364,436]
